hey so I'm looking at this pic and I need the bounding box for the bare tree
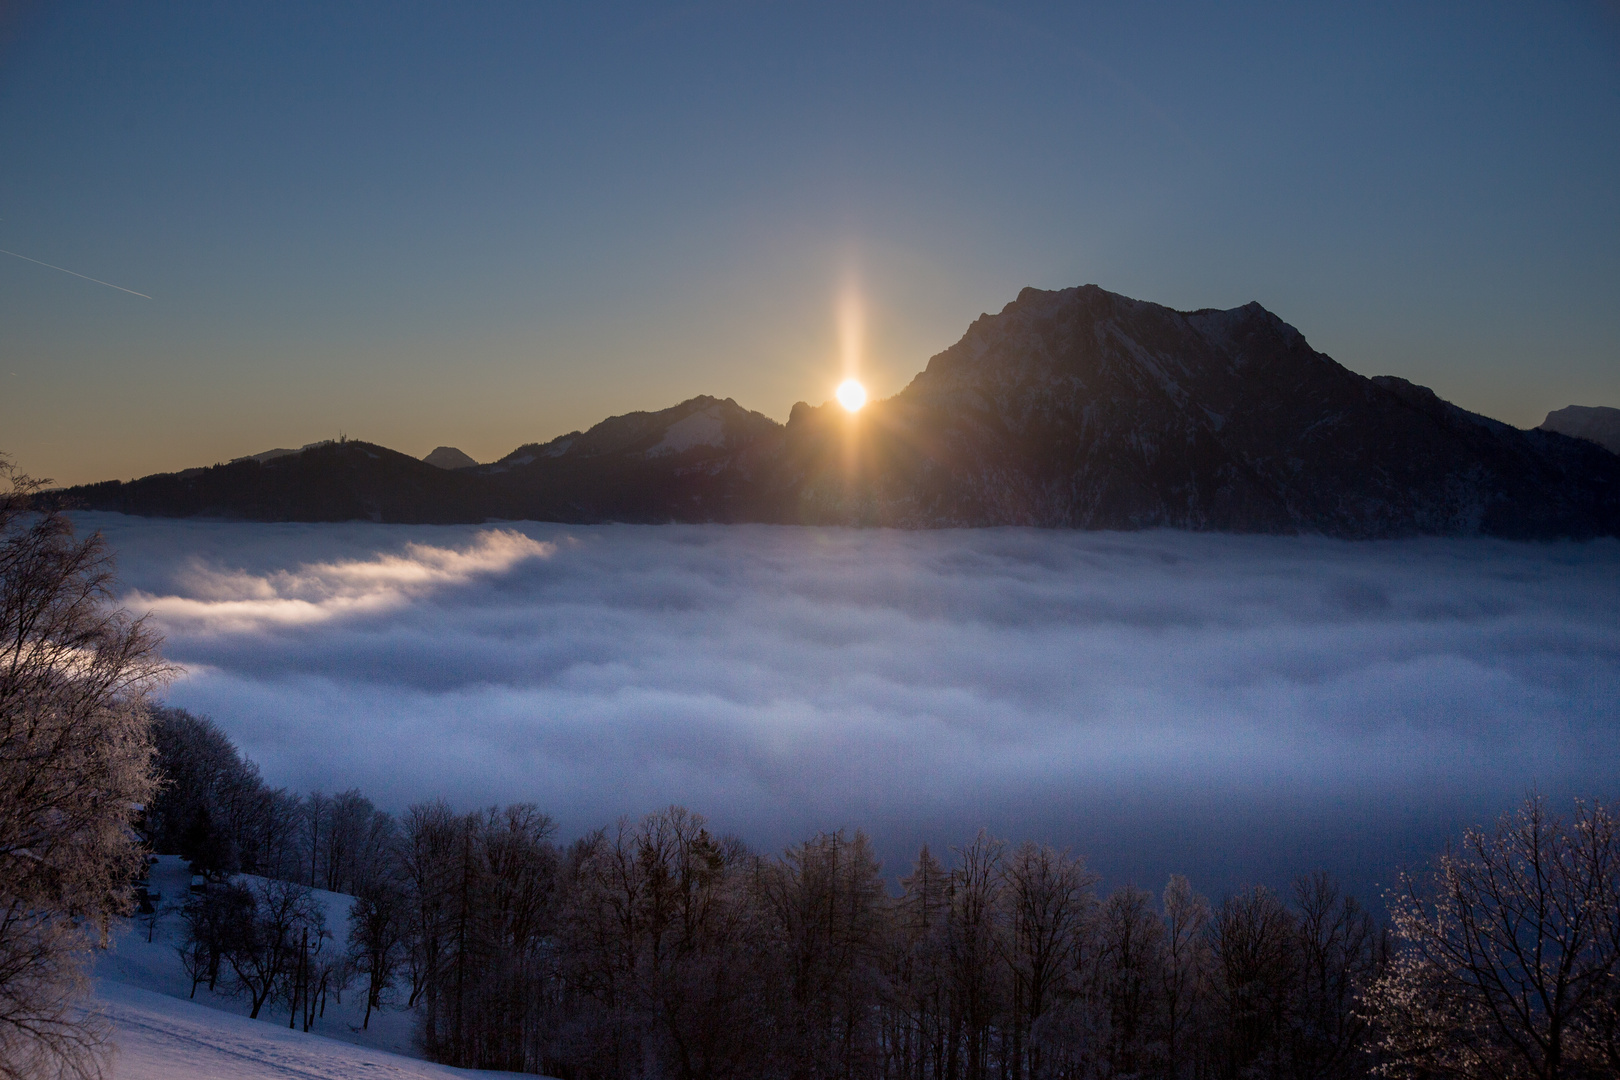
[178,881,254,997]
[889,845,952,1080]
[1291,871,1383,1080]
[1365,795,1620,1080]
[1160,874,1211,1080]
[946,831,1006,1080]
[1000,841,1096,1080]
[399,801,459,1011]
[0,458,169,1079]
[1208,885,1298,1080]
[1098,885,1168,1077]
[348,875,408,1029]
[758,827,888,1080]
[557,819,656,1077]
[280,914,334,1033]
[225,877,323,1019]
[303,791,329,889]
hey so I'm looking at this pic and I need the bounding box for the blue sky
[3,2,1618,484]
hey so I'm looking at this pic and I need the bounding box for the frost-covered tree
[1364,795,1620,1080]
[0,459,169,1079]
[758,827,888,1079]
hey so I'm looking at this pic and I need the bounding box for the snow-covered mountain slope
[97,980,526,1080]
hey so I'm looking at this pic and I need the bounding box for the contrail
[0,247,152,298]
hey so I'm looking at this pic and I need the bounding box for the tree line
[153,708,1385,1078]
[145,705,1620,1080]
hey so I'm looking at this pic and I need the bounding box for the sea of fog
[79,513,1620,903]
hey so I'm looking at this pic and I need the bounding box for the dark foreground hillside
[55,286,1620,538]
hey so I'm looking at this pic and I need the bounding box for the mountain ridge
[50,285,1620,538]
[1540,405,1620,455]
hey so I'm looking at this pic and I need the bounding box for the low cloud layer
[86,514,1620,896]
[129,529,551,630]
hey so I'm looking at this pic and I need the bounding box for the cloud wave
[127,529,552,631]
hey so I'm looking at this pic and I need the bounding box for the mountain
[478,395,784,522]
[422,445,479,469]
[63,439,495,523]
[52,286,1620,538]
[1540,405,1620,455]
[232,446,301,465]
[771,286,1620,537]
[57,397,781,525]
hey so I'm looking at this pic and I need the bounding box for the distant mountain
[231,446,302,465]
[52,286,1620,538]
[478,396,785,523]
[1540,405,1620,455]
[62,439,493,523]
[422,446,479,469]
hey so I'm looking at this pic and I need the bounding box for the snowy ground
[95,856,419,1056]
[92,856,532,1079]
[97,980,526,1080]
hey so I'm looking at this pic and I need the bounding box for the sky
[3,2,1619,486]
[86,514,1620,899]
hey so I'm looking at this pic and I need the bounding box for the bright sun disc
[836,379,867,412]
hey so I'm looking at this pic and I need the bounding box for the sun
[836,379,867,412]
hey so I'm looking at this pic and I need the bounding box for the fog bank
[84,514,1620,897]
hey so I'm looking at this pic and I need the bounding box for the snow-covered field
[96,856,419,1057]
[97,980,524,1080]
[92,856,508,1079]
[82,514,1620,895]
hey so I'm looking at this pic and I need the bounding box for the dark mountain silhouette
[54,286,1620,538]
[62,439,494,523]
[478,395,785,523]
[771,286,1620,537]
[422,446,479,469]
[1540,405,1620,455]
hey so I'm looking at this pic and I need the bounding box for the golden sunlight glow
[836,379,868,412]
[838,285,864,376]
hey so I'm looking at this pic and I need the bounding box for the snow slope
[92,856,541,1078]
[97,980,524,1080]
